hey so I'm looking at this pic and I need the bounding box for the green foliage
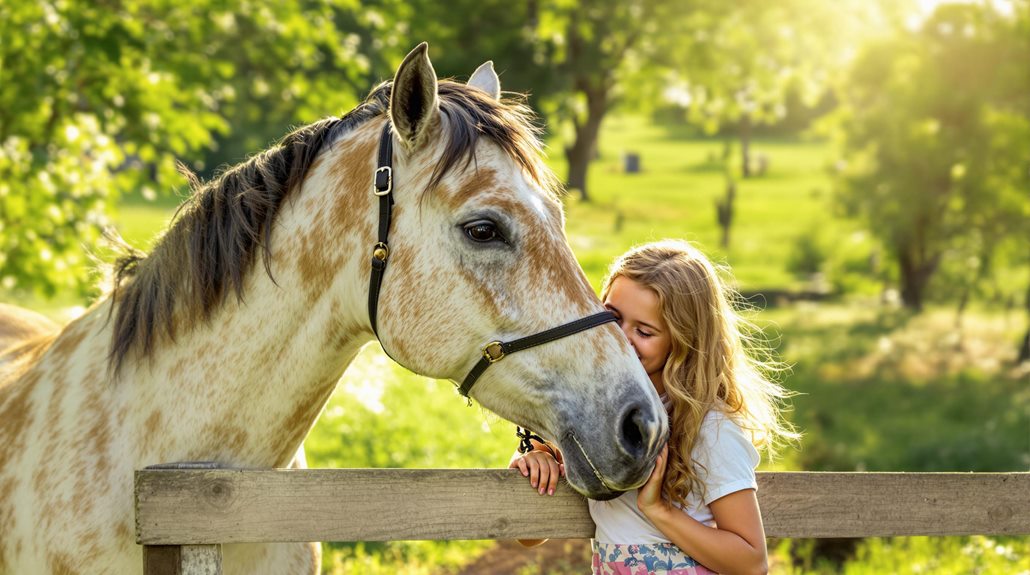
[676,0,863,133]
[758,305,1029,473]
[321,540,493,575]
[786,227,829,279]
[786,226,882,295]
[773,536,1030,574]
[0,0,367,296]
[304,348,516,470]
[388,0,559,104]
[830,3,1030,310]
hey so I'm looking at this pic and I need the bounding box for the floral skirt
[591,540,716,575]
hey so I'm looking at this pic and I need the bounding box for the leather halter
[367,121,617,398]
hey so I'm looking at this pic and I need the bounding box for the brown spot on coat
[48,551,80,575]
[273,381,337,466]
[445,167,501,212]
[326,311,362,353]
[326,122,381,235]
[115,521,133,541]
[295,229,343,303]
[142,411,163,453]
[80,527,100,547]
[0,368,43,467]
[47,327,87,366]
[204,422,249,452]
[0,334,56,368]
[0,477,15,566]
[293,123,383,302]
[522,232,596,315]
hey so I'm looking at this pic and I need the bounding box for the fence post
[143,545,222,575]
[140,462,226,575]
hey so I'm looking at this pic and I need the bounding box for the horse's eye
[464,221,500,243]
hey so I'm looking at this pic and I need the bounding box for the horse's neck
[110,134,379,468]
[121,278,369,467]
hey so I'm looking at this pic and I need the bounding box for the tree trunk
[1019,269,1030,364]
[898,248,940,312]
[564,84,608,202]
[740,114,752,179]
[716,178,736,248]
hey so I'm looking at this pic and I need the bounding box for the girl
[510,240,796,575]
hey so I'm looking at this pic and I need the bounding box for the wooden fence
[135,467,1030,575]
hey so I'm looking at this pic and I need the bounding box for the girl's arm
[637,446,768,575]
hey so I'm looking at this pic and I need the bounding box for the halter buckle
[372,242,390,262]
[482,341,505,363]
[373,166,392,196]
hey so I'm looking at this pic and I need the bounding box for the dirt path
[455,539,591,575]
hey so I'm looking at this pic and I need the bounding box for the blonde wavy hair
[601,240,798,508]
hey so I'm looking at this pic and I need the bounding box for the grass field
[3,115,1027,574]
[557,116,860,290]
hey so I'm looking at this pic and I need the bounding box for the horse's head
[104,43,664,498]
[323,45,666,499]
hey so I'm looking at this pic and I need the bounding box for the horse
[0,44,668,574]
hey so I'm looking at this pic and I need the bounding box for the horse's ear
[468,61,501,100]
[390,43,439,147]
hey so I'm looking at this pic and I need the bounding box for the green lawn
[558,116,851,290]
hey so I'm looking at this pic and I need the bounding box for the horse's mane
[109,81,556,373]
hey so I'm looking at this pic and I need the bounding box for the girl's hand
[637,444,671,518]
[509,449,564,496]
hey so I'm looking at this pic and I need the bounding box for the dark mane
[109,80,556,372]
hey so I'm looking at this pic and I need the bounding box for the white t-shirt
[588,409,760,544]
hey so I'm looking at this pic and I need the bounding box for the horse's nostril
[619,406,647,458]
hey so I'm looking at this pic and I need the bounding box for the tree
[0,0,366,296]
[532,0,879,200]
[532,0,718,201]
[348,0,879,204]
[349,0,687,202]
[832,3,1030,311]
[673,0,894,179]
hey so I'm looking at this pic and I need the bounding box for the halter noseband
[367,121,617,398]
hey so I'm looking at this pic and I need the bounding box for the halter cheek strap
[366,120,618,399]
[368,122,394,338]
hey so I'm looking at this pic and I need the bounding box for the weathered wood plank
[136,468,594,544]
[758,472,1029,537]
[135,469,1030,544]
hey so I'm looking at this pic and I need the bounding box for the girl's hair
[600,240,798,508]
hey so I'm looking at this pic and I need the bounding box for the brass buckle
[372,242,389,262]
[373,166,392,196]
[482,341,505,363]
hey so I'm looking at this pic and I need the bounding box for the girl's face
[604,276,672,394]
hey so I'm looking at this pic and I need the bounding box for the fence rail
[134,468,1030,574]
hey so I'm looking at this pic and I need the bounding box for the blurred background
[1,0,1028,572]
